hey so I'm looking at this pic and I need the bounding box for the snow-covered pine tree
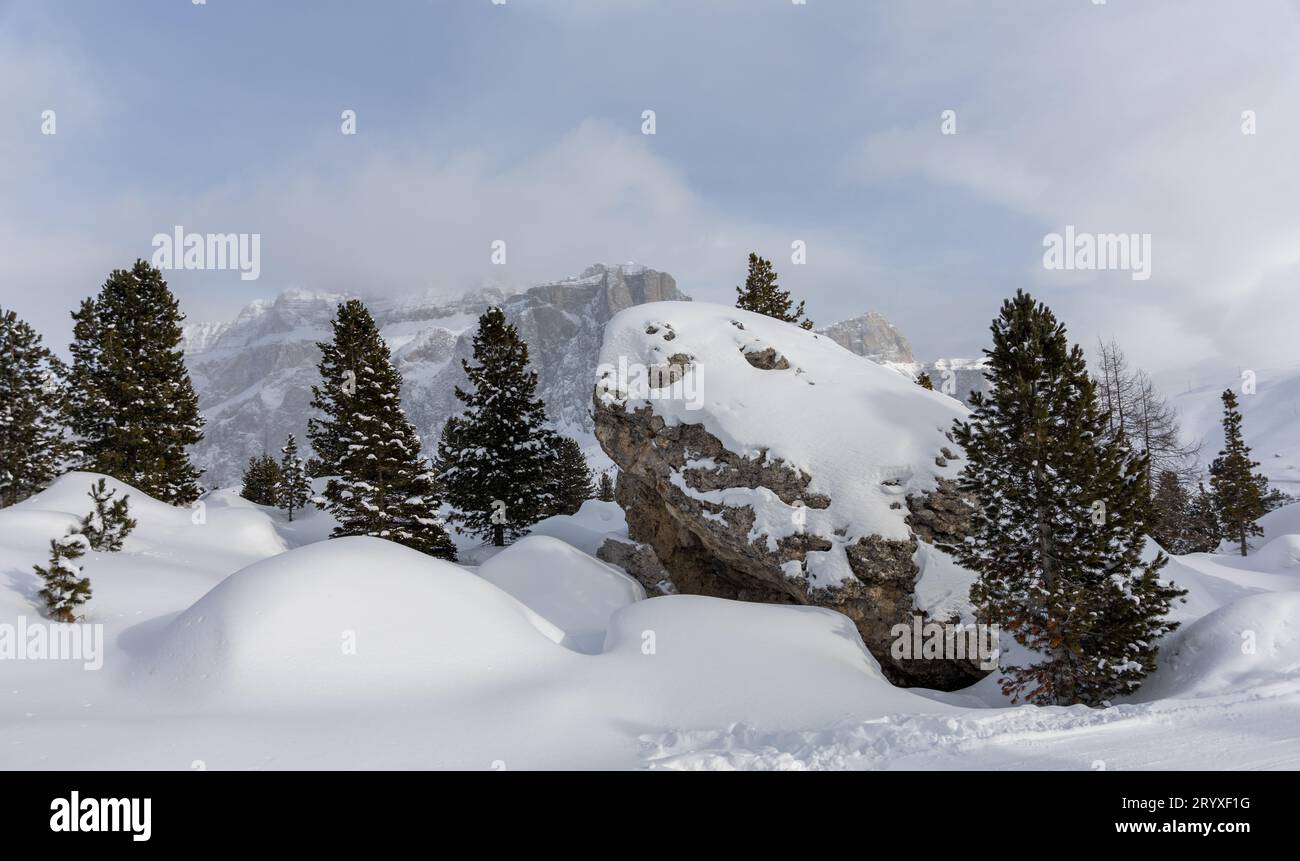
[79,478,136,551]
[312,300,456,559]
[1184,482,1223,553]
[548,436,596,516]
[1150,470,1191,555]
[915,371,934,390]
[67,261,205,504]
[734,253,814,330]
[276,433,311,522]
[0,307,71,507]
[950,290,1185,707]
[436,306,555,546]
[1209,388,1266,556]
[240,455,281,506]
[596,471,616,503]
[34,530,91,622]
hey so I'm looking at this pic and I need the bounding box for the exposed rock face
[817,311,915,364]
[592,304,988,690]
[184,264,685,487]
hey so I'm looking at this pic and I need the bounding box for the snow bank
[526,499,627,557]
[477,535,643,653]
[1135,591,1300,700]
[133,536,573,704]
[597,301,968,588]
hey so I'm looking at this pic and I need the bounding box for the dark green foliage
[1209,389,1266,556]
[734,253,814,330]
[0,307,71,507]
[34,530,91,622]
[310,300,455,559]
[67,261,205,504]
[549,436,596,516]
[916,371,934,390]
[240,454,282,506]
[276,434,312,522]
[596,471,616,503]
[1184,482,1223,553]
[1150,470,1191,555]
[950,290,1185,707]
[437,307,555,546]
[79,478,136,552]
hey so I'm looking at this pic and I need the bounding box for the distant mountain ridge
[184,264,686,488]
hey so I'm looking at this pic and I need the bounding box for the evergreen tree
[67,261,205,504]
[276,434,312,522]
[1150,470,1191,555]
[0,307,71,507]
[596,471,616,503]
[34,530,91,622]
[915,371,934,390]
[548,436,596,516]
[79,478,136,551]
[1209,389,1266,556]
[734,253,814,330]
[437,307,555,546]
[311,300,455,559]
[240,454,282,506]
[1184,482,1223,553]
[950,290,1185,706]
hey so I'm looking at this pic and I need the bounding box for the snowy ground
[1,473,1298,770]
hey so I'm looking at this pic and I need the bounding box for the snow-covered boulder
[593,302,983,689]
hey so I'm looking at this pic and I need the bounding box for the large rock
[594,302,986,690]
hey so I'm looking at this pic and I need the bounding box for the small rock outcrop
[594,302,989,690]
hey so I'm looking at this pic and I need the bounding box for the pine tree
[34,530,91,622]
[596,471,616,503]
[311,300,455,559]
[67,261,205,504]
[240,454,281,506]
[276,434,311,522]
[1209,389,1266,556]
[79,478,136,551]
[1150,470,1191,555]
[0,307,71,507]
[734,253,814,330]
[916,371,934,390]
[548,436,596,516]
[950,290,1185,706]
[1184,482,1223,553]
[437,307,555,546]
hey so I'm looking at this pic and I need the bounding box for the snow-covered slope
[1170,363,1300,491]
[4,473,1300,770]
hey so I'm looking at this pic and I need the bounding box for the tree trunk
[493,523,505,547]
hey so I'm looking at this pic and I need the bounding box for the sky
[4,0,1300,382]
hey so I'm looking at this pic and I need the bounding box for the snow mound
[526,499,627,556]
[1135,591,1300,701]
[134,537,572,703]
[599,595,951,723]
[597,301,968,587]
[477,535,644,653]
[1247,533,1300,570]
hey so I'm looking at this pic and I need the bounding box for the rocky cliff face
[819,312,992,406]
[817,311,915,364]
[184,264,686,487]
[593,302,985,690]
